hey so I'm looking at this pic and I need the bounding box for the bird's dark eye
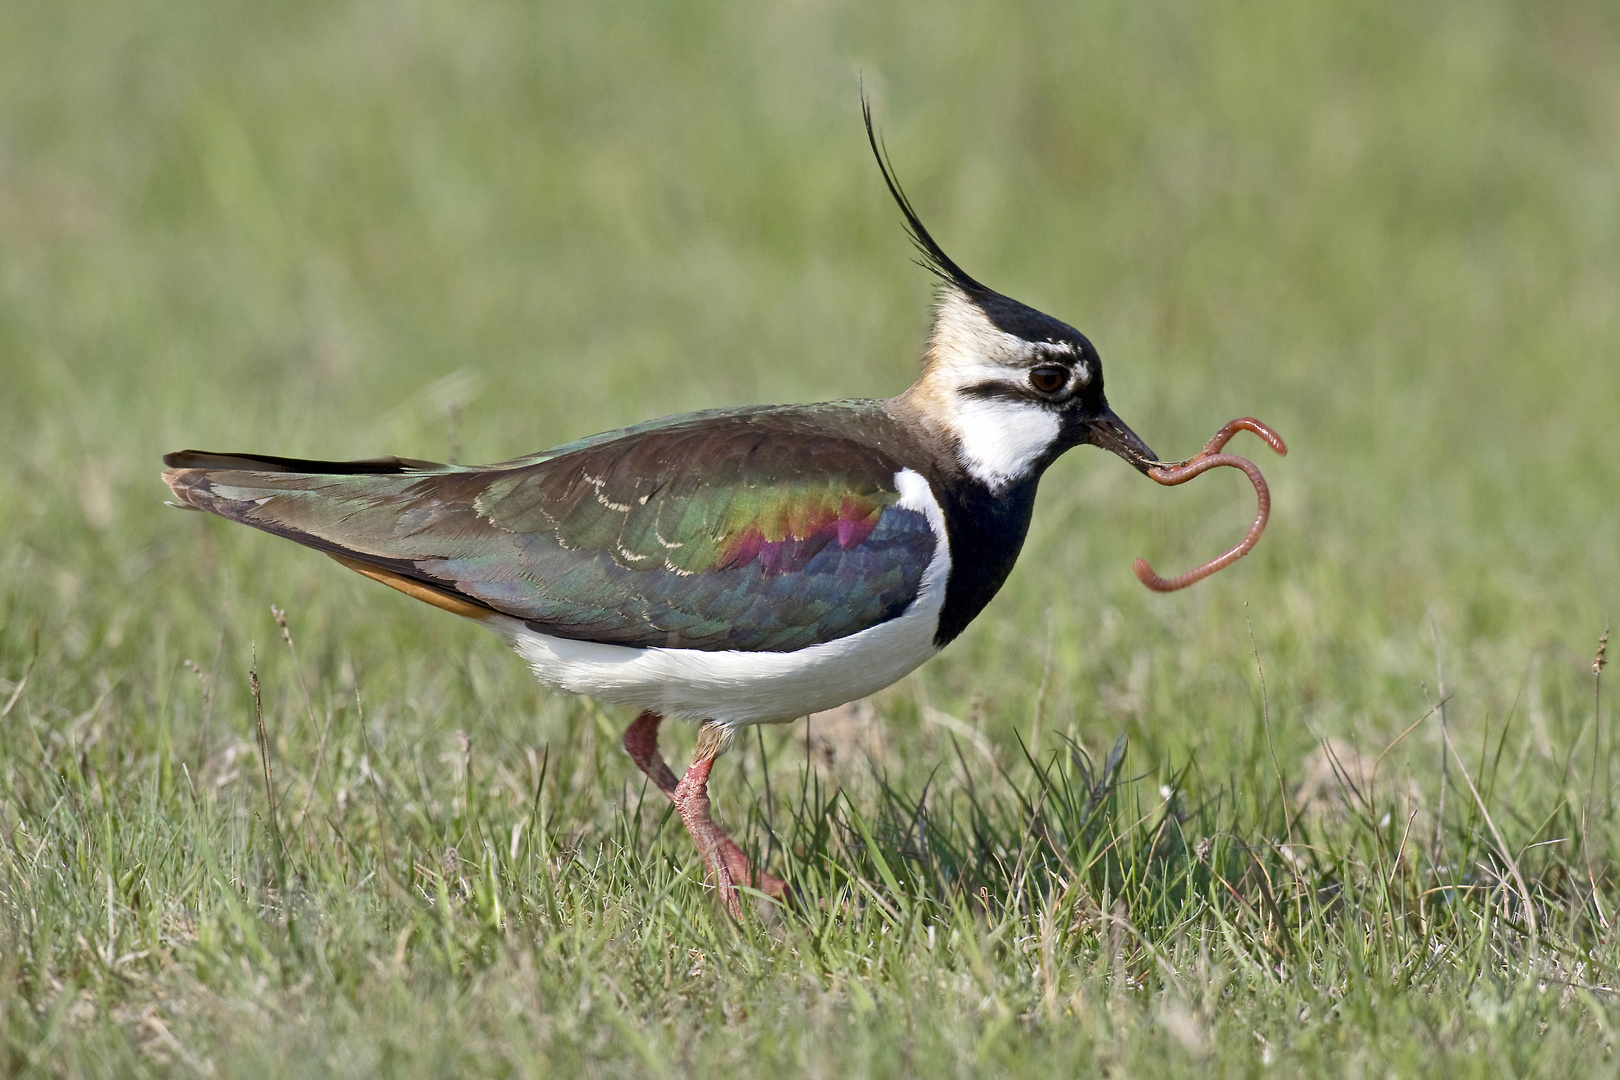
[1029,364,1068,395]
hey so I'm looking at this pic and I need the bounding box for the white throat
[904,288,1065,489]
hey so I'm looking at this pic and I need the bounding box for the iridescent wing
[163,404,937,652]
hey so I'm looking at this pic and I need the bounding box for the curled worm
[1133,417,1288,592]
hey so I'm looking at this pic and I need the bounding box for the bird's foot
[624,712,787,915]
[713,830,789,903]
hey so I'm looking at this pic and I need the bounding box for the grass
[2,0,1619,1074]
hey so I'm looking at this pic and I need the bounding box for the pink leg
[623,710,679,795]
[621,712,787,914]
[673,756,742,917]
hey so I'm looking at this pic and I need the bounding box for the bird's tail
[161,450,443,513]
[159,449,499,621]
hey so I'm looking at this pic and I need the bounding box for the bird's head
[867,102,1156,490]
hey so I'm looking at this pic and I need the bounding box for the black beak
[1085,407,1158,475]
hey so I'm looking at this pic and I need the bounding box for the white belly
[491,468,950,727]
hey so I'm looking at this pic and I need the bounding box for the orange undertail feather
[326,555,495,622]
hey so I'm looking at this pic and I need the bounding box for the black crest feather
[861,90,987,296]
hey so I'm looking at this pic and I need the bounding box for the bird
[161,103,1167,919]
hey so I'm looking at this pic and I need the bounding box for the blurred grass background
[2,0,1618,1075]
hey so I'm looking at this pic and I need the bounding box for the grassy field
[3,0,1619,1074]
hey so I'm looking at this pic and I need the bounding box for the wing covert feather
[169,404,938,652]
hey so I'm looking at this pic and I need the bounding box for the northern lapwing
[161,103,1282,917]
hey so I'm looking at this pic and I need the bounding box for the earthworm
[1133,417,1288,592]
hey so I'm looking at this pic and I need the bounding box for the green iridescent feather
[163,402,938,652]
